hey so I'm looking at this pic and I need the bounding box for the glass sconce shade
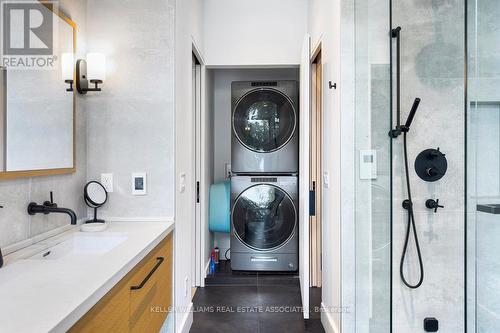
[87,53,106,82]
[61,53,74,81]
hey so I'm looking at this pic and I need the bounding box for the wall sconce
[62,53,106,94]
[76,53,105,94]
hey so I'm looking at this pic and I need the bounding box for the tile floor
[190,260,325,333]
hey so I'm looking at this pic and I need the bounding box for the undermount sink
[27,232,128,260]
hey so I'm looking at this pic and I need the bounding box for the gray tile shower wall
[392,0,465,332]
[0,0,88,248]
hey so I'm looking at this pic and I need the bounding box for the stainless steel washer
[230,175,298,271]
[231,81,298,174]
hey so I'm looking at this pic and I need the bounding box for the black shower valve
[426,199,444,213]
[415,148,448,182]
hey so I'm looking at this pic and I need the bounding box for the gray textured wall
[85,0,175,219]
[392,0,465,331]
[0,0,88,249]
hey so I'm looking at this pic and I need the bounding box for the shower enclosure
[351,0,500,331]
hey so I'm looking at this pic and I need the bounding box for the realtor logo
[1,0,58,69]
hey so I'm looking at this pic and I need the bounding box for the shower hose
[400,131,424,289]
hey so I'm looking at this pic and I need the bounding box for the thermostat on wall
[359,150,377,180]
[132,173,147,195]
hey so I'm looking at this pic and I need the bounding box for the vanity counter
[0,221,174,333]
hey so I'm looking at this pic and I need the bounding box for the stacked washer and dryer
[230,81,299,271]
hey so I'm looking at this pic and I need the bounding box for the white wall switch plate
[101,173,113,193]
[360,149,377,180]
[184,276,189,298]
[132,172,147,195]
[179,172,186,193]
[323,172,330,189]
[225,163,231,178]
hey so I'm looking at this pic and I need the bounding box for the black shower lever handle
[426,199,444,213]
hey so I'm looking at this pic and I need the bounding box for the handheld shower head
[389,97,421,138]
[403,98,421,132]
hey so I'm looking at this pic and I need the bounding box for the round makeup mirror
[84,181,108,224]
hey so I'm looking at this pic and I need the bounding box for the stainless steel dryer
[231,81,299,174]
[230,175,298,271]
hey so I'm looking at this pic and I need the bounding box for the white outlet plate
[225,163,231,178]
[184,277,189,298]
[101,173,113,193]
[179,173,186,193]
[323,172,330,189]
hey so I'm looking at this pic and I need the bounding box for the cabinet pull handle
[130,257,164,291]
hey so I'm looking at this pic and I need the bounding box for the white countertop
[0,221,174,333]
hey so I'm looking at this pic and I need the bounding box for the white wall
[307,0,343,332]
[338,0,357,331]
[174,0,205,331]
[204,0,307,67]
[85,0,175,220]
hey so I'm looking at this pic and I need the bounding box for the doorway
[193,44,214,291]
[192,52,202,291]
[310,46,323,288]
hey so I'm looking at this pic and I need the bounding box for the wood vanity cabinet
[70,234,173,333]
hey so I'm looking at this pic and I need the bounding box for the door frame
[310,43,323,288]
[192,40,208,288]
[299,34,311,320]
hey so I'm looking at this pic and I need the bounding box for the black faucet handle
[428,148,445,159]
[426,199,444,213]
[43,191,57,208]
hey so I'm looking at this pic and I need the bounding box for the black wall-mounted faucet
[27,191,77,225]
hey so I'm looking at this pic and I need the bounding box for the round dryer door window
[232,184,296,251]
[233,89,296,153]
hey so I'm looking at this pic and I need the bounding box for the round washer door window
[233,89,296,153]
[232,184,296,251]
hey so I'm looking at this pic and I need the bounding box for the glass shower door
[467,0,500,331]
[353,0,392,332]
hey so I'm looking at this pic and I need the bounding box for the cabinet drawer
[69,276,130,333]
[129,235,172,332]
[70,234,173,333]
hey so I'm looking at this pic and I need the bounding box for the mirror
[84,181,108,224]
[0,5,76,179]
